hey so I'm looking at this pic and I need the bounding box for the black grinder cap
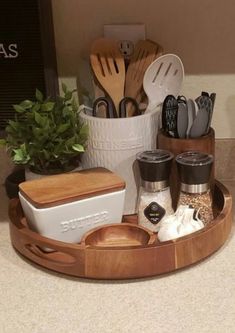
[176,151,214,185]
[136,149,173,182]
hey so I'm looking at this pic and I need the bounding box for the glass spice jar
[176,151,214,226]
[136,150,174,232]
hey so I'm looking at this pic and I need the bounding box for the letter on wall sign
[8,44,19,58]
[0,44,9,58]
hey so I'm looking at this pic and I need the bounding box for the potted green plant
[0,83,88,195]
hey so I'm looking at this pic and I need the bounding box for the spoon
[189,108,209,138]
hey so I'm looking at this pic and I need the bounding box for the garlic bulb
[158,205,204,242]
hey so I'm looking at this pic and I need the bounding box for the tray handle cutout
[24,244,77,265]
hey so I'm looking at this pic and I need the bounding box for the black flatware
[162,95,178,137]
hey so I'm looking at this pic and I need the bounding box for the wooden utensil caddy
[9,180,232,280]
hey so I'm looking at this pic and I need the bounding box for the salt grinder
[136,149,174,232]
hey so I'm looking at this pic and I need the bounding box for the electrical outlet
[103,24,145,59]
[118,40,134,57]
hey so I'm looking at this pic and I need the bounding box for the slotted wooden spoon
[90,38,125,113]
[125,40,163,116]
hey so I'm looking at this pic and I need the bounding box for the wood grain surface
[125,40,163,116]
[19,167,125,208]
[90,38,125,113]
[8,180,232,279]
[81,223,156,247]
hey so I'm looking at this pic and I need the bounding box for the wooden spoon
[90,38,125,113]
[125,40,163,116]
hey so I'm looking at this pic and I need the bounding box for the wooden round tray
[8,180,232,280]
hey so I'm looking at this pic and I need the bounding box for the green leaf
[8,120,19,131]
[12,144,30,164]
[72,144,84,152]
[0,139,6,146]
[79,124,89,137]
[57,123,70,134]
[36,89,43,102]
[52,153,59,158]
[34,112,45,127]
[43,149,50,160]
[32,103,41,112]
[71,97,78,111]
[13,104,25,113]
[12,150,23,162]
[65,91,72,101]
[62,83,67,94]
[41,102,55,112]
[5,125,16,134]
[65,137,75,147]
[62,106,72,116]
[20,100,33,109]
[56,96,65,107]
[32,127,44,137]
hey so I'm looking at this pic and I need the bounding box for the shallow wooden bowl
[81,223,156,248]
[8,180,232,279]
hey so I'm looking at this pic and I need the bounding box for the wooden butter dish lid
[19,167,125,209]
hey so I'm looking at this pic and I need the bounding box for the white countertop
[0,182,235,333]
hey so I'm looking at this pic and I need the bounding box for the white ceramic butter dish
[19,168,126,245]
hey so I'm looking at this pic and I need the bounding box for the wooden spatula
[125,40,163,116]
[90,38,125,113]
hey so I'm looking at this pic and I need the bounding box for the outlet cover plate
[103,24,145,58]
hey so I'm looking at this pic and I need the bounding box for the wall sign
[0,0,58,131]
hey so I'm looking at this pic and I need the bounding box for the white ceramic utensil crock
[79,107,160,214]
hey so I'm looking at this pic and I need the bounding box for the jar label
[144,201,166,224]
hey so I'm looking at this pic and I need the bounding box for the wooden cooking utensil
[125,40,163,116]
[90,38,125,113]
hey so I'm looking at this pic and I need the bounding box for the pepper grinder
[136,149,174,232]
[176,151,214,225]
